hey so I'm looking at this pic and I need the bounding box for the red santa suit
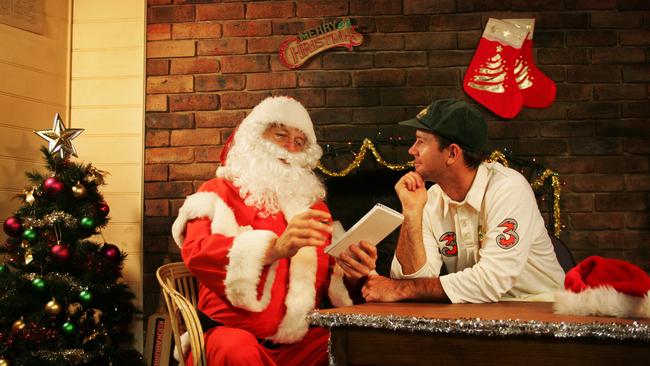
[171,96,353,365]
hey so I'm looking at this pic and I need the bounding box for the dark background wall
[143,0,650,317]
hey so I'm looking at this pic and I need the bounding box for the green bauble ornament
[62,321,76,335]
[0,264,7,275]
[31,278,46,291]
[79,290,92,304]
[22,228,37,242]
[79,217,95,230]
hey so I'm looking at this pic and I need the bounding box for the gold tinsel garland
[317,143,562,237]
[316,138,413,177]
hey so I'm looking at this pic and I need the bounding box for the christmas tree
[0,114,143,365]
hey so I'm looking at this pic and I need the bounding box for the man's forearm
[395,210,426,274]
[398,277,450,303]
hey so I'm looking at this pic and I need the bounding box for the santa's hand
[336,241,377,282]
[362,274,407,302]
[395,172,427,213]
[265,209,332,264]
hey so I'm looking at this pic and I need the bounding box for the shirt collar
[439,163,489,216]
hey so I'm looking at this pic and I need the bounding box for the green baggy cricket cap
[399,99,488,153]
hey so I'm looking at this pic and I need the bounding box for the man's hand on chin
[395,171,428,213]
[361,275,409,302]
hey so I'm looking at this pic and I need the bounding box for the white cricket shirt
[391,162,565,303]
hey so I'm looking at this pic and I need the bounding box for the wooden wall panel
[0,0,70,233]
[71,0,146,352]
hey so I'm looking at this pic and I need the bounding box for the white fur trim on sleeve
[554,288,650,319]
[172,191,246,247]
[210,194,242,237]
[172,192,220,247]
[224,230,278,312]
[269,247,318,344]
[328,264,354,307]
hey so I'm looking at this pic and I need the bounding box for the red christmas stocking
[504,19,556,108]
[463,18,527,119]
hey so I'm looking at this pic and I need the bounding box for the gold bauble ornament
[0,358,10,366]
[45,298,63,316]
[71,183,87,199]
[12,318,26,333]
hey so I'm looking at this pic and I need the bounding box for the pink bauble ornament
[43,177,64,198]
[51,243,70,264]
[100,243,121,264]
[97,202,110,217]
[3,216,23,237]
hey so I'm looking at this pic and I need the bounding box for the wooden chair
[156,262,207,366]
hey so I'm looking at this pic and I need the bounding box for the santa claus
[172,96,376,365]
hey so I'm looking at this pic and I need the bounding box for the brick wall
[144,0,650,315]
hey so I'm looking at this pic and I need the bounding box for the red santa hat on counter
[554,255,650,318]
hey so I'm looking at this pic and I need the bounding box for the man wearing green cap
[361,99,565,303]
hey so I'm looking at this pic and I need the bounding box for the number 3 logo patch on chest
[496,218,519,249]
[439,232,458,257]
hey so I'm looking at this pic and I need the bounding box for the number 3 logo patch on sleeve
[496,218,519,249]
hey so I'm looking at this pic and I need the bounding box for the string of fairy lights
[316,141,563,237]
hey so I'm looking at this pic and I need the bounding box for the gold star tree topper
[35,113,84,158]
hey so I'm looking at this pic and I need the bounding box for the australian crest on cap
[417,106,429,120]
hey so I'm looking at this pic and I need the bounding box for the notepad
[325,203,404,256]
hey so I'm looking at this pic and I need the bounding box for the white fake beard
[217,137,326,220]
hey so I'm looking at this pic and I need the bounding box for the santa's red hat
[218,96,319,168]
[239,96,316,143]
[554,255,650,318]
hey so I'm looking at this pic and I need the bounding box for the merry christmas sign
[279,18,363,69]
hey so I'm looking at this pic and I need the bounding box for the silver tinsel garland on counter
[308,311,650,342]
